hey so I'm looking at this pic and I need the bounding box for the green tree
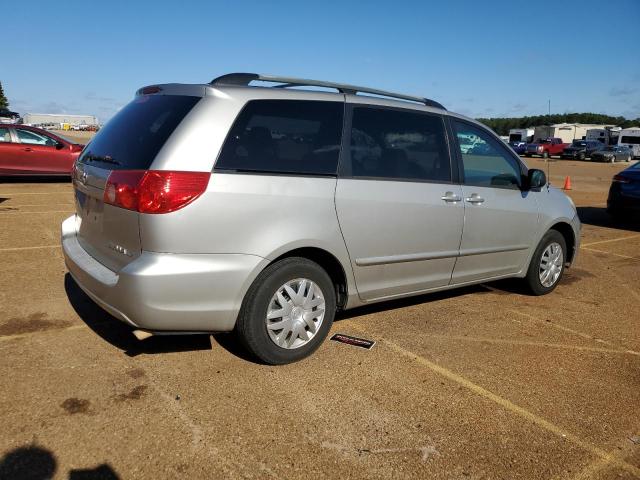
[0,81,8,110]
[476,112,640,136]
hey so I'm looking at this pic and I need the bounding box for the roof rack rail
[210,73,446,110]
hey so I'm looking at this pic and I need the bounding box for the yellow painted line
[509,310,640,356]
[422,333,639,356]
[342,322,640,478]
[0,245,60,252]
[581,234,640,247]
[582,246,640,261]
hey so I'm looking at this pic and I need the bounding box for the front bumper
[570,213,582,265]
[61,215,267,332]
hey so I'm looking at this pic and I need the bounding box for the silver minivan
[62,73,581,364]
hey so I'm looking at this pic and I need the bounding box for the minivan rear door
[335,104,463,301]
[73,93,201,272]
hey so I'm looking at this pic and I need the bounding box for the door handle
[441,191,462,203]
[23,147,33,152]
[465,193,485,204]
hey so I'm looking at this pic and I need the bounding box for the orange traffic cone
[563,176,572,190]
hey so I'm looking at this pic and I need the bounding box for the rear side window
[345,107,451,182]
[79,95,200,170]
[216,100,344,176]
[0,127,12,143]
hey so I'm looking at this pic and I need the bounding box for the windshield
[78,94,200,170]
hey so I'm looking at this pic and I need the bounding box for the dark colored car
[508,140,527,154]
[0,125,84,176]
[591,145,633,163]
[607,162,640,219]
[560,140,603,160]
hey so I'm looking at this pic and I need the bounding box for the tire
[578,152,585,161]
[524,230,567,296]
[542,151,549,159]
[609,156,615,163]
[235,257,336,364]
[627,156,631,163]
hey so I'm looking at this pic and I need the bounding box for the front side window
[17,129,57,146]
[454,121,522,189]
[0,127,12,143]
[346,107,451,182]
[216,100,344,176]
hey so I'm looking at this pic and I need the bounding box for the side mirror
[55,142,65,150]
[526,169,547,190]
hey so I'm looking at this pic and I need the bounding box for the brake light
[104,170,210,214]
[612,174,630,184]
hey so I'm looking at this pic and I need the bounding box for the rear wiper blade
[85,154,121,166]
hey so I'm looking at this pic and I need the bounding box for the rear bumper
[570,213,582,264]
[61,215,267,332]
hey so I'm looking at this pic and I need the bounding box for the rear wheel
[524,230,567,295]
[627,156,632,162]
[235,257,336,364]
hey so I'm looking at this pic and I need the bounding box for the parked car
[591,145,633,163]
[0,125,84,176]
[560,140,604,160]
[607,162,640,219]
[61,73,581,364]
[508,140,527,155]
[525,138,568,159]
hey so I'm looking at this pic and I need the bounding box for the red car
[0,125,84,176]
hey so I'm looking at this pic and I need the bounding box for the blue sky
[3,0,639,122]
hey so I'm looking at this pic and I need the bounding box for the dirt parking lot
[0,157,638,479]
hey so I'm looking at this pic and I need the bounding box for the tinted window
[216,100,344,175]
[454,121,522,189]
[79,95,199,170]
[346,107,450,182]
[17,129,57,146]
[621,136,640,145]
[0,127,11,143]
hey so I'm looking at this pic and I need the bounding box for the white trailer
[508,128,534,143]
[618,127,640,158]
[586,127,621,145]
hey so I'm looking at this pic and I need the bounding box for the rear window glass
[216,100,344,176]
[621,136,640,145]
[78,95,199,170]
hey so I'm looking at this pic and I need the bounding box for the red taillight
[104,170,210,214]
[612,174,630,184]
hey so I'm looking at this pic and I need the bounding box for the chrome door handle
[441,191,462,203]
[465,194,485,204]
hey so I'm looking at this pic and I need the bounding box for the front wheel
[235,257,336,364]
[627,156,632,162]
[542,151,549,159]
[524,230,567,295]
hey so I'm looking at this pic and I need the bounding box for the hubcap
[539,242,564,288]
[266,278,325,349]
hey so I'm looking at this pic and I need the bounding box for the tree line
[476,113,640,136]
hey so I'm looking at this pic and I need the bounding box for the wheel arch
[549,221,576,264]
[269,247,350,310]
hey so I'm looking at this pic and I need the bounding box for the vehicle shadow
[0,444,120,479]
[577,206,640,232]
[64,274,528,363]
[64,274,213,357]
